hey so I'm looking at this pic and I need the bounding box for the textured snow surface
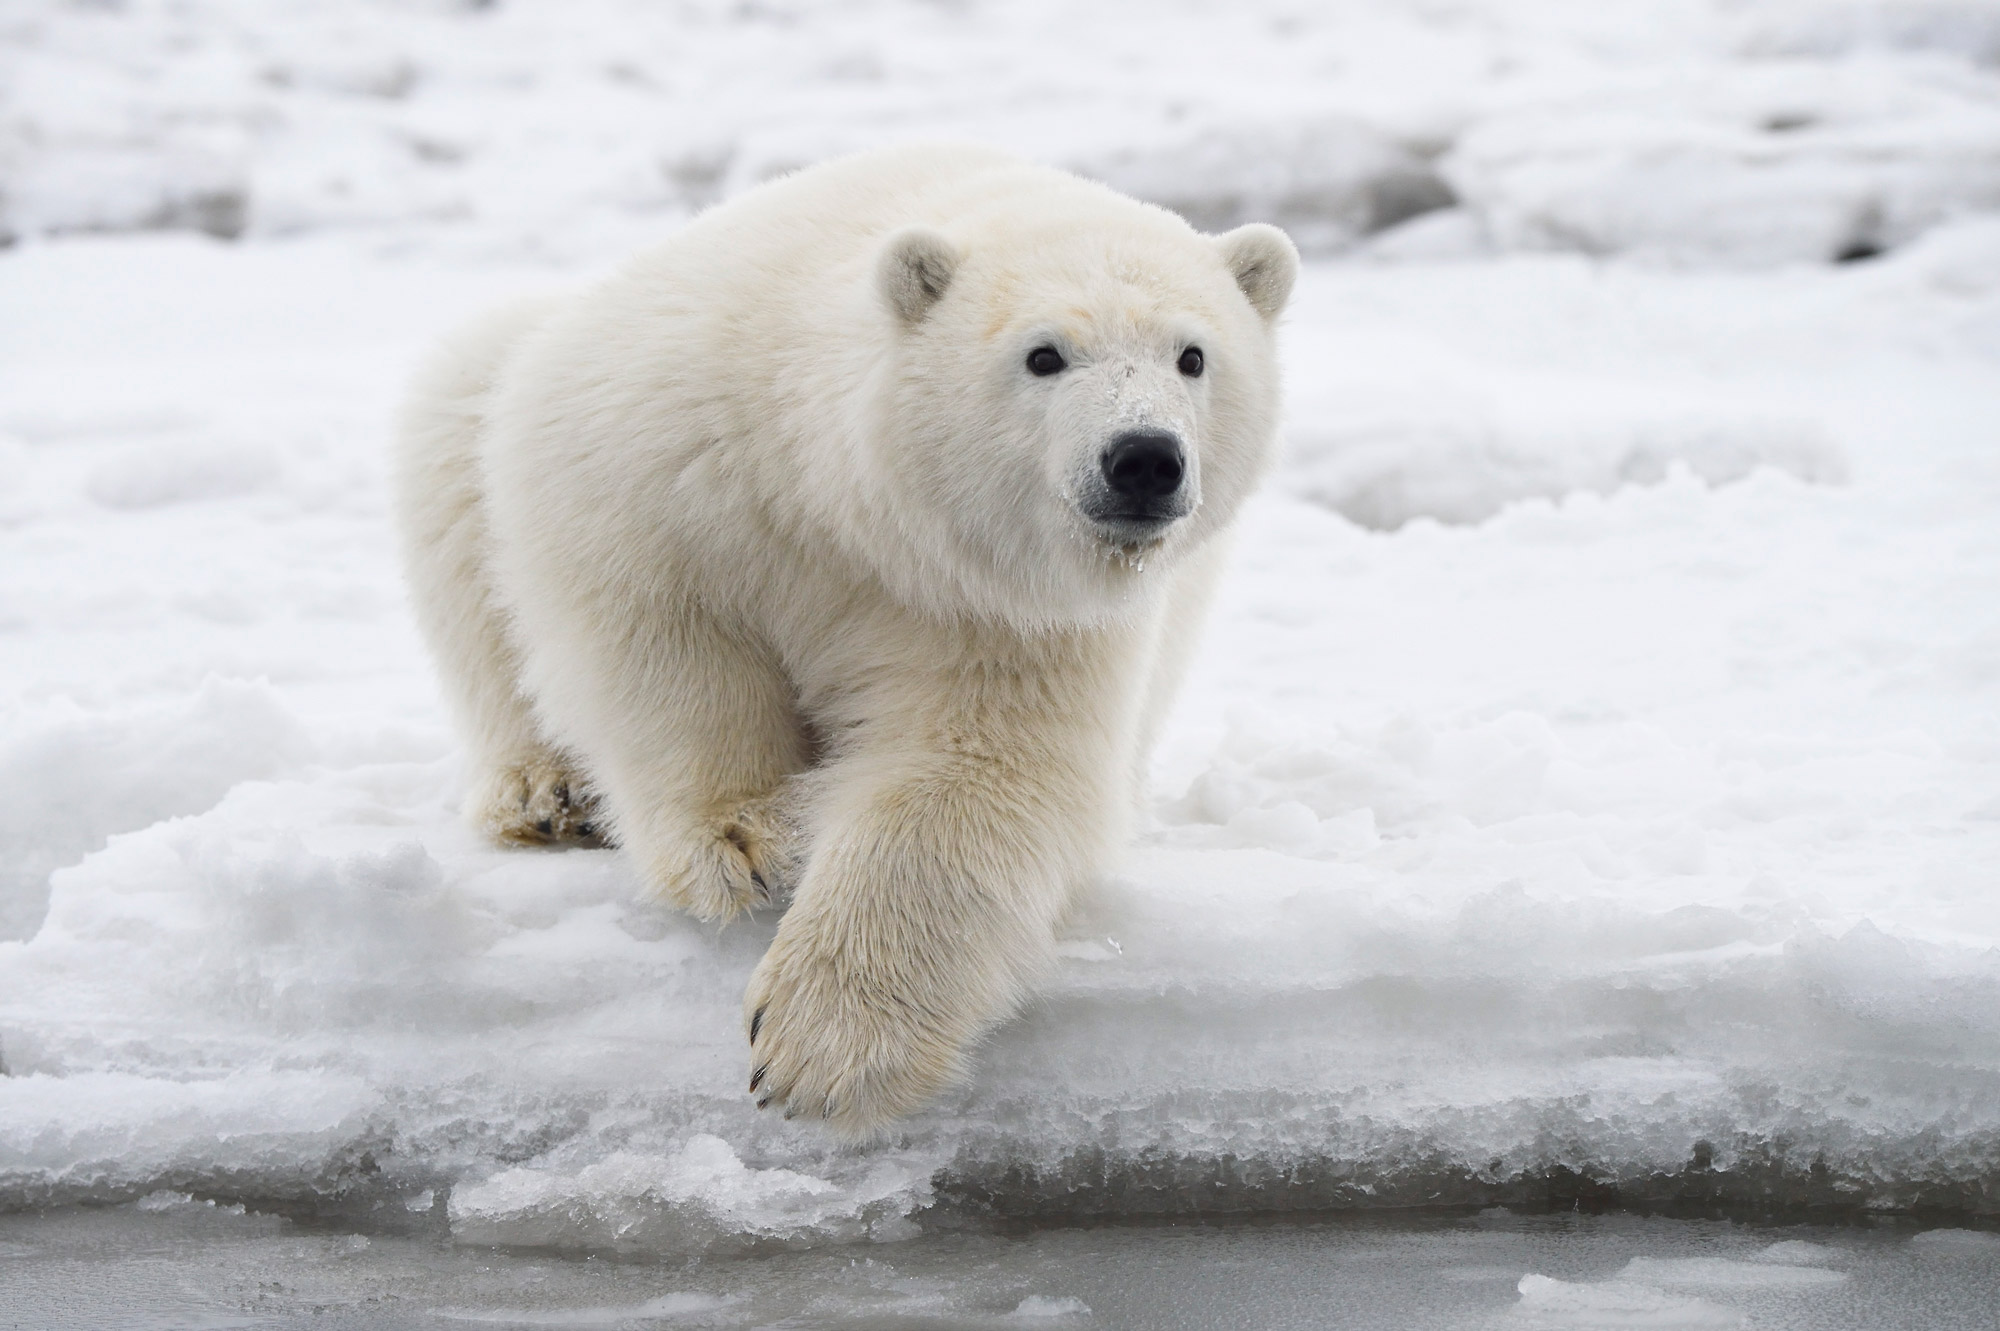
[10,0,2000,263]
[4,0,2000,1257]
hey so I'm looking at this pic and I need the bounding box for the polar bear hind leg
[394,299,600,847]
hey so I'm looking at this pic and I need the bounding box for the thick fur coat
[395,143,1297,1134]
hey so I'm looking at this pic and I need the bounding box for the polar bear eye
[1177,346,1205,378]
[1026,346,1067,377]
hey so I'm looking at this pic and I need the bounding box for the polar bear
[395,143,1296,1134]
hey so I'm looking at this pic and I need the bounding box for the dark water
[2,1202,1996,1330]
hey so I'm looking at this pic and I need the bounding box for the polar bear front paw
[637,800,800,923]
[474,757,604,847]
[742,915,965,1137]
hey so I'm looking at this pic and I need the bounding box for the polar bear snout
[1084,429,1193,531]
[1103,431,1184,503]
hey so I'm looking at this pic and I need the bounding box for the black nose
[1101,431,1185,502]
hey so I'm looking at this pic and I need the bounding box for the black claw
[749,1007,765,1043]
[756,1096,771,1110]
[822,1098,835,1120]
[534,818,553,837]
[575,821,596,839]
[749,1064,766,1093]
[782,1105,798,1121]
[750,870,769,899]
[552,782,569,804]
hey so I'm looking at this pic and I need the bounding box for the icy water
[3,1204,1996,1330]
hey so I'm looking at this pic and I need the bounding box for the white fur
[394,144,1296,1135]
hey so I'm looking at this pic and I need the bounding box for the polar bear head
[867,185,1297,629]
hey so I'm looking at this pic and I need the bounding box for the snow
[1511,1246,1852,1328]
[1442,61,2000,265]
[430,1295,736,1327]
[1010,1294,1093,1319]
[1511,1271,1742,1327]
[3,0,2000,1259]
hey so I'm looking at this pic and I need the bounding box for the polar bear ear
[878,226,961,326]
[1215,223,1299,322]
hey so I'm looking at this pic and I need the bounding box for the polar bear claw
[474,756,602,847]
[631,796,801,923]
[744,914,970,1134]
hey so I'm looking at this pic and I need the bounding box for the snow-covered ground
[3,0,2000,1257]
